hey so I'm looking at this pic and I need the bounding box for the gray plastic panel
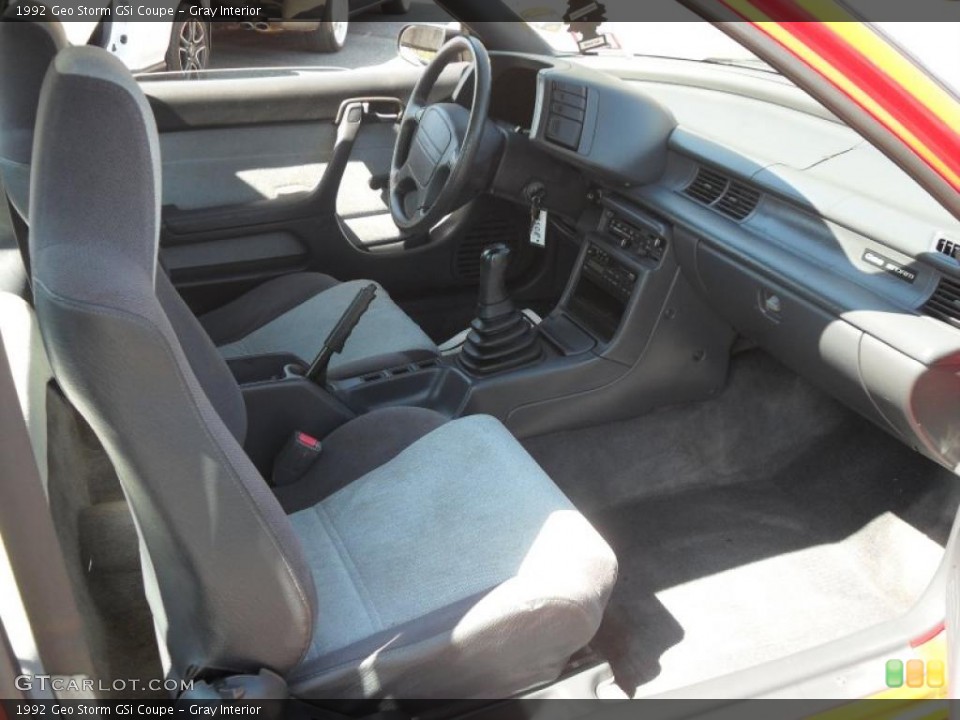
[528,63,676,187]
[571,53,841,123]
[860,334,960,470]
[161,232,307,274]
[694,240,884,428]
[634,179,958,367]
[160,122,336,211]
[143,64,460,130]
[640,80,860,170]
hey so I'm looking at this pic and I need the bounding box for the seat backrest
[0,17,67,293]
[29,46,316,682]
[0,17,67,219]
[0,17,248,440]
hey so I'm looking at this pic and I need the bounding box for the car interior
[2,1,960,708]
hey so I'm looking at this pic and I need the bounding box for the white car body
[60,20,176,73]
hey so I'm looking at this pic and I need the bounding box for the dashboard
[474,54,675,188]
[474,49,960,475]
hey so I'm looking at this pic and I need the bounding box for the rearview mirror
[397,24,448,67]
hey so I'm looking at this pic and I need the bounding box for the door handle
[335,97,404,126]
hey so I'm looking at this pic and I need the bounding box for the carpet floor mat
[524,352,960,696]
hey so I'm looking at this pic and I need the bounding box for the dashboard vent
[923,276,960,329]
[684,165,763,222]
[684,166,728,205]
[715,182,761,221]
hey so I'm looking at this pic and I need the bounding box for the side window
[88,1,457,79]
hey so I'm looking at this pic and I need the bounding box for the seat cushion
[274,406,449,513]
[286,414,618,699]
[203,272,439,381]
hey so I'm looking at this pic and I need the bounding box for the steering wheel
[389,35,492,234]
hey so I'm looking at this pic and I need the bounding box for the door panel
[144,66,438,131]
[163,232,309,284]
[160,122,336,211]
[142,64,553,334]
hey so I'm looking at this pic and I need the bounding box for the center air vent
[715,182,761,221]
[683,165,762,222]
[684,166,727,205]
[923,276,960,329]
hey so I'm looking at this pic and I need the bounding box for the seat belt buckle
[272,432,323,487]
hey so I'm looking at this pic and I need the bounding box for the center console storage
[567,244,638,342]
[329,359,470,416]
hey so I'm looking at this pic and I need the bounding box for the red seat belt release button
[272,432,323,487]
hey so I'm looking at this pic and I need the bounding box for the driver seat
[0,17,438,381]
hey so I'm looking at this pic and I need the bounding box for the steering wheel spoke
[391,159,416,189]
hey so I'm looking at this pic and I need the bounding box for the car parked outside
[56,0,411,74]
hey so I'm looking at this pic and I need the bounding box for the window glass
[59,1,455,78]
[508,0,771,73]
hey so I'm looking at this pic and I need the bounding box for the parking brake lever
[305,283,378,384]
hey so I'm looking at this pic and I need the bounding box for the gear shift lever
[458,244,542,375]
[477,244,513,317]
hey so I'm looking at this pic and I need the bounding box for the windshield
[539,21,771,69]
[503,1,771,70]
[507,5,959,94]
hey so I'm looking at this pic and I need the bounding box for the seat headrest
[0,18,68,166]
[30,46,161,301]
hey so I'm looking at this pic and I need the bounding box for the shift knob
[459,242,542,375]
[478,243,512,313]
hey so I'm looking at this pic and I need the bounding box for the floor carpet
[523,352,960,696]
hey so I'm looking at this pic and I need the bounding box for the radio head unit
[607,215,666,262]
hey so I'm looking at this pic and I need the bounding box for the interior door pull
[335,97,404,126]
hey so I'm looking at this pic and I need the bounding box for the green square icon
[886,659,904,688]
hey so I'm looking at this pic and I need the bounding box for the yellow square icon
[927,659,945,688]
[906,659,925,688]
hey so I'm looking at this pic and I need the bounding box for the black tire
[380,0,411,14]
[165,15,211,72]
[303,0,349,53]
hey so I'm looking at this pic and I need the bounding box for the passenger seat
[28,46,618,699]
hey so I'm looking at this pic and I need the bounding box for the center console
[230,190,734,445]
[568,245,638,342]
[563,199,669,344]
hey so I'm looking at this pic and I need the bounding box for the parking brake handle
[306,283,378,384]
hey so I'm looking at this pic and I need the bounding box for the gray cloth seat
[279,408,616,698]
[29,46,618,699]
[0,19,438,382]
[0,18,66,221]
[201,272,438,381]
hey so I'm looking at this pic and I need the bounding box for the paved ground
[210,1,451,72]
